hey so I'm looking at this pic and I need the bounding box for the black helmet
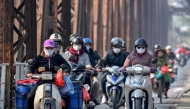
[122,41,126,47]
[71,37,83,45]
[111,37,123,46]
[69,34,81,42]
[155,44,161,49]
[135,38,147,47]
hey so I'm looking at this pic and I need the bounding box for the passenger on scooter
[49,33,74,109]
[101,37,129,104]
[121,40,130,55]
[65,34,82,52]
[26,39,71,109]
[49,33,70,63]
[153,49,171,98]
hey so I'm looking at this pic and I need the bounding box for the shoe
[94,99,100,105]
[101,95,107,104]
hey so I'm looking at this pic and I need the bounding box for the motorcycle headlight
[134,67,143,74]
[41,73,53,80]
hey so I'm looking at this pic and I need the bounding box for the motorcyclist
[121,38,156,108]
[165,45,176,65]
[121,40,130,55]
[155,44,161,51]
[121,38,156,70]
[153,49,171,98]
[65,34,81,52]
[83,37,101,105]
[177,44,189,55]
[26,39,71,109]
[101,37,129,103]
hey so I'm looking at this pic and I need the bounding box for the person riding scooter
[26,39,71,109]
[83,37,101,105]
[101,37,129,104]
[121,38,157,109]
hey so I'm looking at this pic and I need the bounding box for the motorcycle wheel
[112,90,118,109]
[135,98,142,109]
[44,104,50,109]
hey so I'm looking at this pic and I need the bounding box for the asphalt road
[95,62,190,109]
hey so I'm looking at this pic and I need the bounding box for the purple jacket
[122,50,156,68]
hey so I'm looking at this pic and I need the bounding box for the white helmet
[165,45,172,50]
[49,33,62,43]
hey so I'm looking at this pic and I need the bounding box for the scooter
[177,53,187,67]
[125,58,157,109]
[105,66,125,109]
[33,71,62,109]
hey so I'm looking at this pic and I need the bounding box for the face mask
[73,45,81,51]
[113,48,121,53]
[136,48,146,54]
[85,46,91,51]
[44,49,54,56]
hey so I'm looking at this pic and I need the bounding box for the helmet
[71,37,83,45]
[49,33,62,43]
[111,37,123,46]
[135,38,147,47]
[83,38,92,44]
[155,44,161,49]
[166,45,172,50]
[122,41,126,47]
[161,66,168,74]
[69,34,81,42]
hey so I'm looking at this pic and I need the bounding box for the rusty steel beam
[24,0,37,60]
[0,0,14,108]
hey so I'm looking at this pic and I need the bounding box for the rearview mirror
[151,58,158,64]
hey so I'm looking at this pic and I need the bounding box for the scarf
[69,47,84,64]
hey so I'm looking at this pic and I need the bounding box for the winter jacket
[103,50,129,67]
[84,48,101,67]
[177,47,189,55]
[123,50,156,68]
[29,52,71,74]
[156,57,171,68]
[64,51,91,68]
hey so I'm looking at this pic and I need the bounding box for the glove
[150,67,157,73]
[120,67,125,72]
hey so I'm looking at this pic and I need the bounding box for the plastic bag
[59,74,74,97]
[61,99,65,107]
[54,70,65,87]
[163,73,170,83]
[82,87,90,102]
[161,66,168,75]
[155,68,163,80]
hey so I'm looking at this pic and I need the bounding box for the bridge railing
[13,62,28,81]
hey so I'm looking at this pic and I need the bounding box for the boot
[164,89,168,98]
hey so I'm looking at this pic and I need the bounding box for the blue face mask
[85,46,91,51]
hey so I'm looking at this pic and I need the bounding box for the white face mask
[136,48,146,54]
[86,46,91,51]
[44,49,54,56]
[73,45,81,51]
[113,48,121,53]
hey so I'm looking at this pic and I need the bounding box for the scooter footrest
[40,98,56,109]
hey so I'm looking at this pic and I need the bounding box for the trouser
[62,96,70,109]
[27,84,39,109]
[91,79,100,101]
